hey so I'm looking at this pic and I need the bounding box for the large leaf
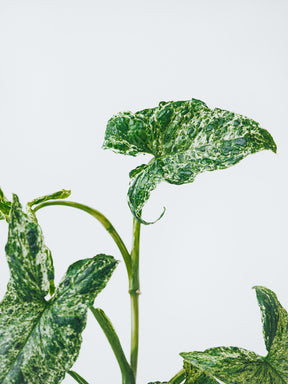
[103,99,276,223]
[0,195,118,383]
[181,286,288,383]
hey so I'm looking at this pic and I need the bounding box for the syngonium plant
[0,98,283,384]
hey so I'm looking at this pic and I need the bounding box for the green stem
[129,218,141,379]
[169,369,186,384]
[33,200,132,277]
[90,307,135,384]
[68,370,90,384]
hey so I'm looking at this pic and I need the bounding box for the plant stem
[169,369,186,384]
[90,307,135,384]
[129,218,141,379]
[33,200,132,277]
[68,370,90,384]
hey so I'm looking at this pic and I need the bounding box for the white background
[0,1,287,383]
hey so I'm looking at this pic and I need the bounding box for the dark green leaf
[0,195,118,383]
[27,189,71,208]
[181,286,288,383]
[103,99,276,223]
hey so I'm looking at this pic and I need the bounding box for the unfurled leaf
[0,195,118,384]
[181,286,288,384]
[0,187,11,221]
[103,99,276,223]
[27,189,71,208]
[183,361,218,383]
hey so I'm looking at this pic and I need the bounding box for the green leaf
[147,382,168,384]
[0,195,118,383]
[183,361,218,383]
[0,187,11,221]
[181,286,288,383]
[103,99,276,224]
[27,189,71,208]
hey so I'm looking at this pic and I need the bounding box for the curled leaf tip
[27,189,72,208]
[133,206,166,225]
[105,99,277,223]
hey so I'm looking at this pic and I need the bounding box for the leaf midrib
[264,357,287,384]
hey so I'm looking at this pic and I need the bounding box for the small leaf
[0,195,118,383]
[181,286,288,383]
[27,189,71,208]
[0,187,11,221]
[147,382,168,384]
[103,99,276,223]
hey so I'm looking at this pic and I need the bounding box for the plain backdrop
[0,1,287,383]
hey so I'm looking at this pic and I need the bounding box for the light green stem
[34,200,141,382]
[129,218,141,378]
[33,200,132,277]
[68,370,90,384]
[169,369,186,384]
[90,307,135,384]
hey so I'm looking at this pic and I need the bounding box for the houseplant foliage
[0,98,280,383]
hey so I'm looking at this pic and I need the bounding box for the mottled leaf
[0,187,11,221]
[27,189,71,208]
[181,286,288,383]
[5,194,55,299]
[0,195,118,383]
[184,361,219,383]
[103,99,276,223]
[147,382,168,384]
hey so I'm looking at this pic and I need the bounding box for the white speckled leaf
[181,286,288,383]
[183,361,219,383]
[103,99,276,224]
[0,187,11,221]
[0,195,118,383]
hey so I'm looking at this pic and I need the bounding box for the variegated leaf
[184,361,219,383]
[103,99,276,224]
[147,382,168,384]
[0,195,118,383]
[181,286,288,383]
[27,189,71,208]
[0,187,11,221]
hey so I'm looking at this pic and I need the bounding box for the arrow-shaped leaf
[181,286,288,383]
[0,195,118,384]
[103,99,276,223]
